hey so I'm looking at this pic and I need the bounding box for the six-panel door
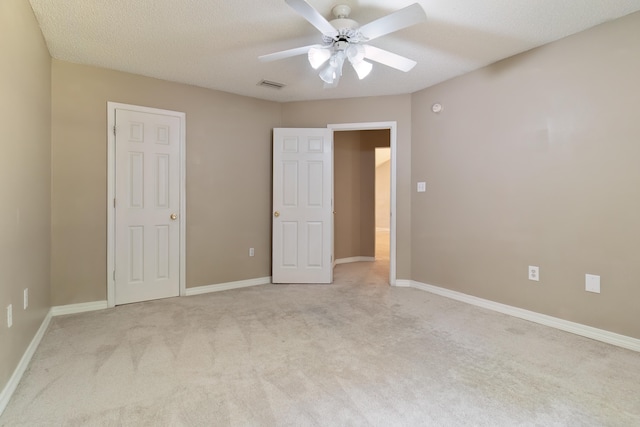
[114,109,181,304]
[272,128,333,284]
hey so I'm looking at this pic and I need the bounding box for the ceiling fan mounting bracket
[332,5,351,19]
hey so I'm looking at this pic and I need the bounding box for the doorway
[329,122,397,285]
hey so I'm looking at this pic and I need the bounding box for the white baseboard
[185,276,271,296]
[0,309,52,416]
[335,256,375,265]
[393,279,412,287]
[51,300,108,316]
[410,280,640,352]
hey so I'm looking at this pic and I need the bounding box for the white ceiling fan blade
[285,0,338,37]
[363,45,417,72]
[259,44,321,62]
[358,3,426,41]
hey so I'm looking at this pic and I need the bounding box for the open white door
[272,128,333,283]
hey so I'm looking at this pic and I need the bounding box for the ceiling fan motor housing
[324,19,362,46]
[328,3,360,40]
[330,18,358,31]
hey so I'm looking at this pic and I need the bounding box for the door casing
[328,121,398,286]
[106,102,186,307]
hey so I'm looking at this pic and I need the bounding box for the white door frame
[328,121,398,286]
[106,102,187,307]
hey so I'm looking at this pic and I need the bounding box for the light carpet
[2,255,639,425]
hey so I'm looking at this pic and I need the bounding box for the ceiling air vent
[258,79,286,90]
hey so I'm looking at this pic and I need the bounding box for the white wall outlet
[249,247,255,257]
[528,266,539,281]
[7,304,12,328]
[417,182,426,192]
[586,274,600,293]
[24,288,29,310]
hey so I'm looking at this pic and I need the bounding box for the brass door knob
[170,213,178,220]
[274,211,280,217]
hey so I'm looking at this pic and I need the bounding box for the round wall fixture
[431,103,443,113]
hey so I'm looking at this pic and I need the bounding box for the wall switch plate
[24,288,29,310]
[586,274,600,293]
[7,304,12,328]
[249,248,255,257]
[528,266,539,281]
[417,182,426,192]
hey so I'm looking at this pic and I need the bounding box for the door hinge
[113,270,115,281]
[113,126,117,135]
[113,198,116,208]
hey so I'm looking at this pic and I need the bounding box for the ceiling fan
[259,0,427,87]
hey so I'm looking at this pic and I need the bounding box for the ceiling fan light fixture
[308,47,331,69]
[351,59,373,80]
[346,44,371,79]
[329,50,346,68]
[346,44,365,62]
[319,63,337,84]
[319,50,347,84]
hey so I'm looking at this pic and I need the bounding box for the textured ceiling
[29,0,640,102]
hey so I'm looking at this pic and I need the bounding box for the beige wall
[0,0,51,394]
[334,131,365,259]
[411,11,640,338]
[361,130,390,254]
[358,135,376,258]
[51,61,281,305]
[282,96,412,279]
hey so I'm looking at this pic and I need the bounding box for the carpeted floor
[2,237,639,425]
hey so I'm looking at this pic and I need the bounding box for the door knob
[170,213,178,220]
[274,211,280,217]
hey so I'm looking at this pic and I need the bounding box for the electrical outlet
[528,266,539,281]
[417,182,426,192]
[7,304,12,328]
[249,247,255,257]
[586,274,600,293]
